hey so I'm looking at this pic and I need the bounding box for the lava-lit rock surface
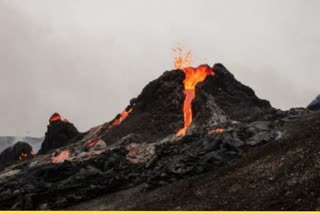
[37,118,81,155]
[0,63,316,210]
[0,142,34,171]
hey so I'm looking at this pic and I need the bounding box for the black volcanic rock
[102,70,185,144]
[192,64,275,130]
[102,63,276,143]
[307,95,320,111]
[0,141,34,170]
[70,111,320,211]
[38,114,80,155]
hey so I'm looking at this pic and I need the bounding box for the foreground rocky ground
[69,111,320,210]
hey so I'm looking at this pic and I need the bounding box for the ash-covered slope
[71,111,320,211]
[0,63,311,210]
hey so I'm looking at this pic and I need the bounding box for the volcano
[0,142,35,171]
[98,62,275,147]
[0,52,317,210]
[37,113,80,155]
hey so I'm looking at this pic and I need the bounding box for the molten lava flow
[85,106,134,146]
[109,107,133,128]
[52,149,70,163]
[86,137,101,148]
[18,150,35,160]
[49,112,68,123]
[18,153,28,160]
[174,48,214,136]
[209,128,225,134]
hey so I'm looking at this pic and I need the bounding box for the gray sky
[1,0,319,137]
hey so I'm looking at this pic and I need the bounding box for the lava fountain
[173,47,215,136]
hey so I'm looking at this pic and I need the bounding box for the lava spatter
[49,112,68,123]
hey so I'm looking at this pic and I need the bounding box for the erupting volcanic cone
[38,113,80,154]
[101,47,274,144]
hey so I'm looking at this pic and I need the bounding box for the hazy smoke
[1,0,320,137]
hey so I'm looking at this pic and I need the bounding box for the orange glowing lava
[86,137,101,147]
[174,48,214,136]
[49,113,68,123]
[173,47,192,69]
[18,153,28,160]
[52,149,70,163]
[110,107,133,128]
[18,150,35,160]
[208,128,225,134]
